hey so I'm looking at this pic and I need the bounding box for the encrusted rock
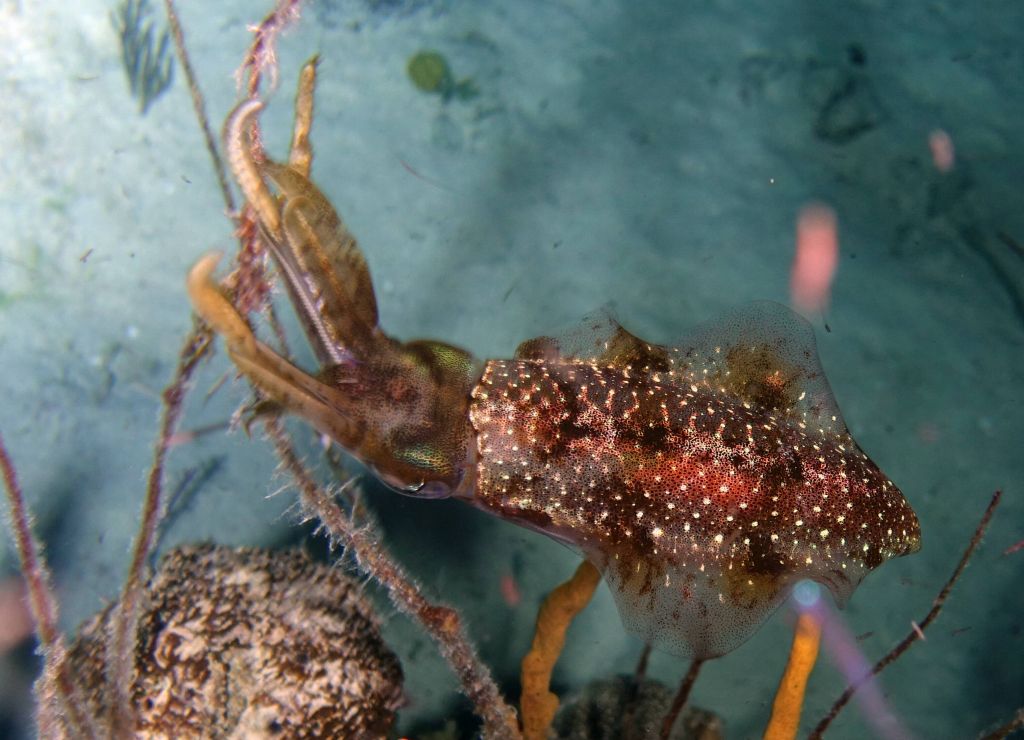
[66,544,404,738]
[553,676,723,740]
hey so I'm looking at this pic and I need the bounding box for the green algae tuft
[407,49,479,102]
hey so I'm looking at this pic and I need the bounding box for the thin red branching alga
[168,1,521,734]
[227,0,306,320]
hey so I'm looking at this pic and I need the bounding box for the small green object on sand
[407,49,479,102]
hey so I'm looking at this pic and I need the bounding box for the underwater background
[1,0,1022,737]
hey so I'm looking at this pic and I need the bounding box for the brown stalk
[620,643,654,740]
[106,325,212,737]
[162,0,235,214]
[809,489,1003,739]
[265,420,522,740]
[0,434,98,737]
[978,707,1024,740]
[660,658,705,740]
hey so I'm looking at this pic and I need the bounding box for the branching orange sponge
[520,560,601,740]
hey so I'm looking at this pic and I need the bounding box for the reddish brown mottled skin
[469,307,920,658]
[189,96,921,663]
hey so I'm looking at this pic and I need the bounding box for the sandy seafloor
[1,0,1022,737]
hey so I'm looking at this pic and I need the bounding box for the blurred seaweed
[110,0,174,114]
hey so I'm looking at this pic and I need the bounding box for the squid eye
[403,480,452,499]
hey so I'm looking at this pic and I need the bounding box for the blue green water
[1,1,1021,737]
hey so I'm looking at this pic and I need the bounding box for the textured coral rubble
[65,544,404,738]
[553,677,722,740]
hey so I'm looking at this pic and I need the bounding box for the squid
[188,65,919,662]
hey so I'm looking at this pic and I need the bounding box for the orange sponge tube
[764,611,822,740]
[520,560,601,740]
